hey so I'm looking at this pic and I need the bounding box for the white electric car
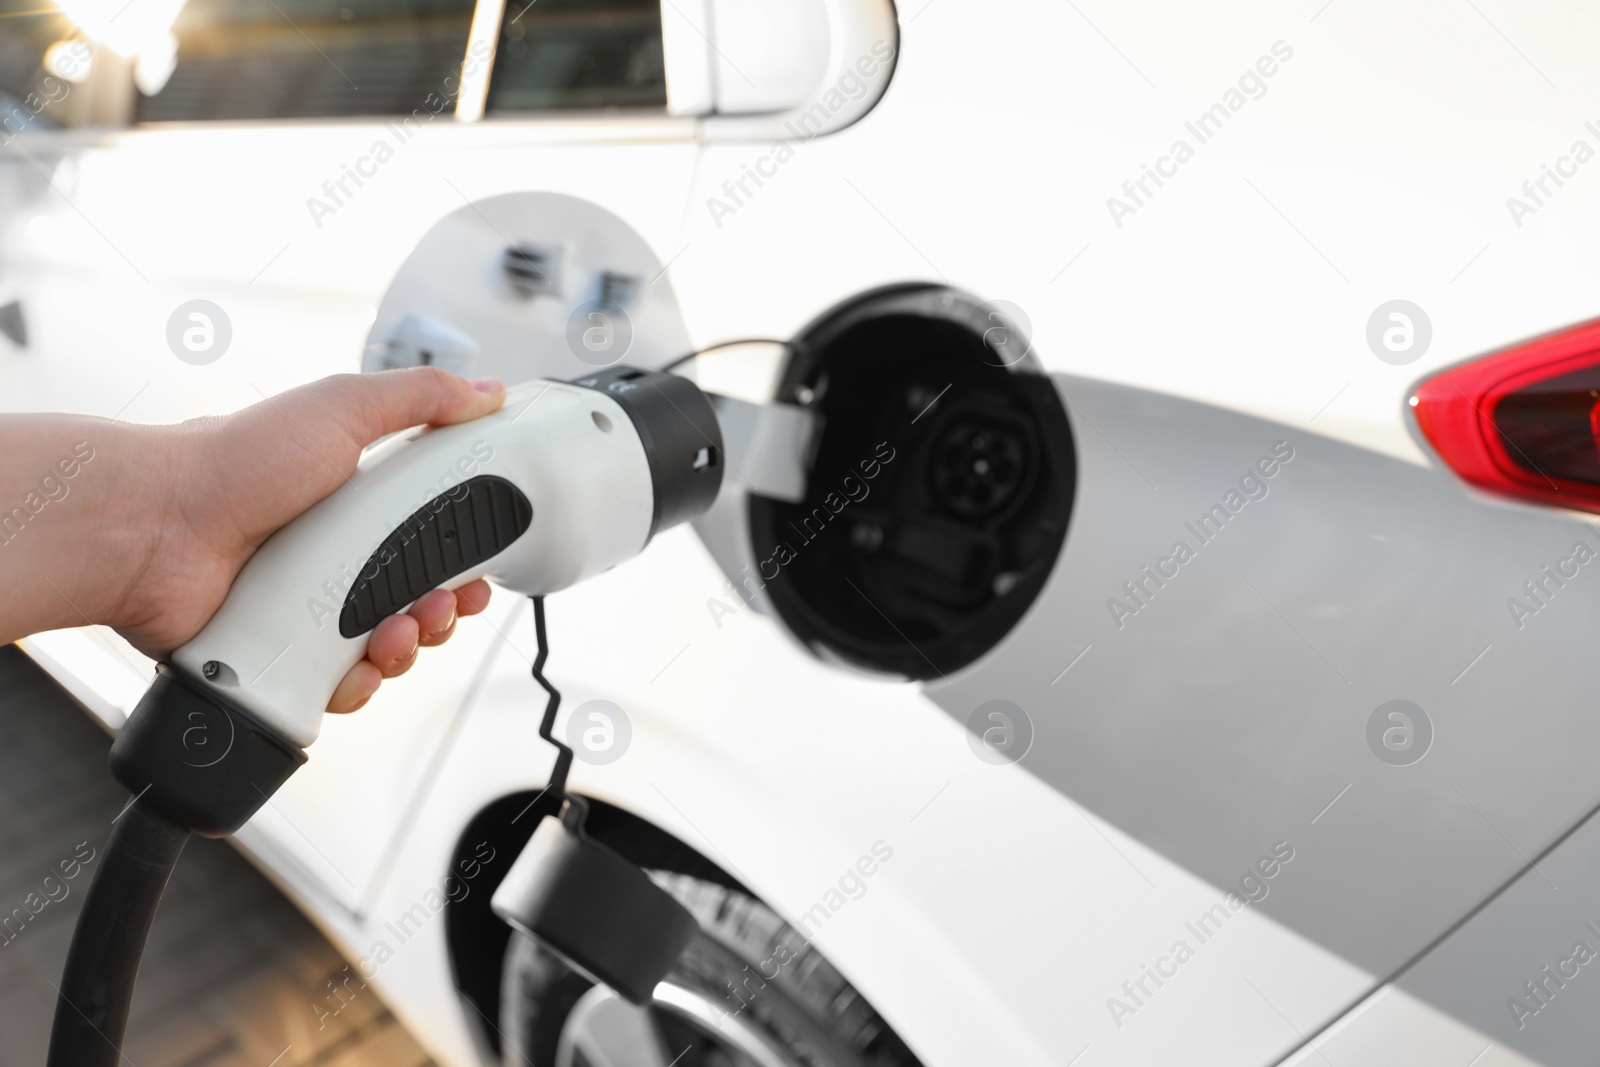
[7,1,1600,1064]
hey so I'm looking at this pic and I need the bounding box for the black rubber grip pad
[340,475,532,639]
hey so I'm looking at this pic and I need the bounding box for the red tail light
[1412,318,1600,513]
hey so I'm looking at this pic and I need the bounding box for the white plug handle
[170,378,658,748]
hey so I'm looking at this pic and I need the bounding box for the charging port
[748,285,1075,679]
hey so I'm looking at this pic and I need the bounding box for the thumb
[321,367,506,446]
[204,369,506,547]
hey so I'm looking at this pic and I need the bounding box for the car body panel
[1299,799,1600,1066]
[350,524,1367,1067]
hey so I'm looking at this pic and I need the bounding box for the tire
[499,870,925,1067]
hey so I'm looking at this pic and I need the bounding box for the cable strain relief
[109,664,308,838]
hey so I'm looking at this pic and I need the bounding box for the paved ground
[0,645,438,1067]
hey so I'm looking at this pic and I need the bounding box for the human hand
[0,368,505,713]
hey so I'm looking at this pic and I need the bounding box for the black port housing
[748,285,1076,679]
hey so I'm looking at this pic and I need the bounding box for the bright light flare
[52,0,186,58]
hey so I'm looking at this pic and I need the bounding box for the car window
[484,0,666,113]
[137,0,477,121]
[0,0,669,131]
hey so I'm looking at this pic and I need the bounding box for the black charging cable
[47,802,189,1066]
[530,594,572,801]
[658,337,801,374]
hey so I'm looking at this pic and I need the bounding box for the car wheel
[499,870,924,1067]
